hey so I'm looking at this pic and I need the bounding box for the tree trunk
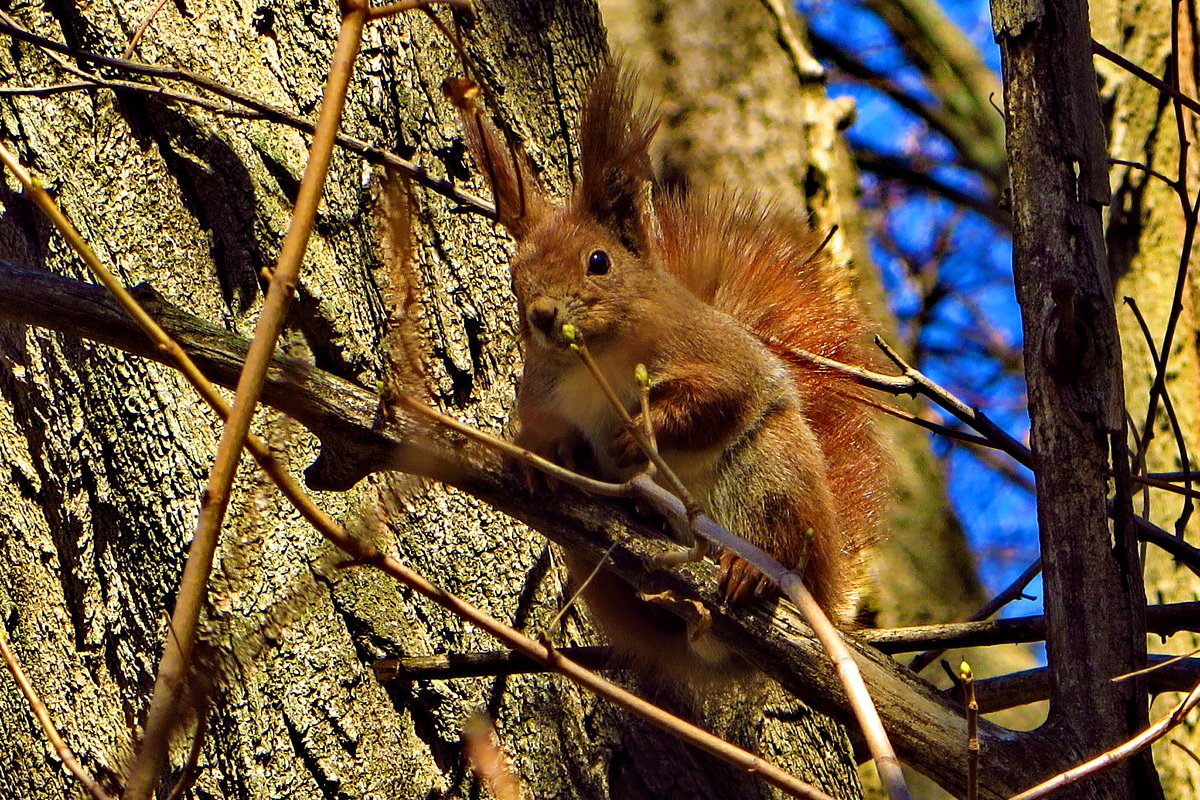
[0,1,867,798]
[990,0,1161,796]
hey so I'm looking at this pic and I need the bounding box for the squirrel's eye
[587,249,610,275]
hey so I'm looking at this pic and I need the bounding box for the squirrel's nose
[527,297,559,336]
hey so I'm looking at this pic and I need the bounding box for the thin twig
[122,0,172,59]
[1008,680,1200,800]
[1124,296,1194,534]
[874,336,1033,468]
[1129,472,1200,501]
[1131,36,1200,513]
[463,712,525,800]
[163,709,209,800]
[374,647,615,681]
[0,81,99,97]
[1170,739,1200,767]
[1127,510,1200,576]
[872,602,1200,654]
[0,622,115,800]
[1108,157,1179,190]
[393,393,629,498]
[1092,39,1200,117]
[961,662,978,800]
[567,332,703,520]
[543,538,623,636]
[1112,646,1200,682]
[908,558,1042,673]
[368,0,473,21]
[376,601,1200,675]
[865,397,1000,450]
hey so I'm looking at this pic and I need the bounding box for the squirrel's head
[461,63,664,352]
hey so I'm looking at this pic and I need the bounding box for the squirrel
[458,64,888,677]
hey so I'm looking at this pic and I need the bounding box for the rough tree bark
[0,1,870,798]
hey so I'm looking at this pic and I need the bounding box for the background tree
[1093,0,1200,793]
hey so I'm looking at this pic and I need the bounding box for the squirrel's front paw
[718,550,773,605]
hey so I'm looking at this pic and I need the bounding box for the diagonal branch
[0,261,1050,799]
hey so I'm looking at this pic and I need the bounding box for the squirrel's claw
[718,550,773,605]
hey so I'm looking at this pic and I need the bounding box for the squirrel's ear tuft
[576,62,659,255]
[458,103,548,239]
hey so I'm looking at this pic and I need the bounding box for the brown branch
[1092,39,1200,117]
[0,263,1043,799]
[0,622,115,800]
[873,337,1033,467]
[1124,293,1195,535]
[908,557,1041,673]
[122,0,172,58]
[0,249,830,800]
[368,0,474,21]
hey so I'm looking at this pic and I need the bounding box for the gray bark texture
[0,1,871,798]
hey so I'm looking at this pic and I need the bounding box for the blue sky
[799,0,1043,617]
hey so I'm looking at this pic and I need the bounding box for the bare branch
[0,622,115,800]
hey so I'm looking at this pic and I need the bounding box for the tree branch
[0,261,1055,799]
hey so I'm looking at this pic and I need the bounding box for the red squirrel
[460,65,888,674]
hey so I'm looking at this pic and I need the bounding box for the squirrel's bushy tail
[658,194,890,611]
